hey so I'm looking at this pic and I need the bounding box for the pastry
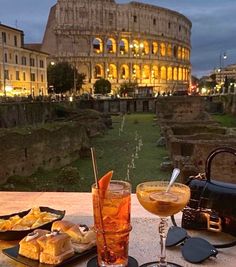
[37,231,74,264]
[19,229,50,260]
[52,221,96,253]
[51,220,75,232]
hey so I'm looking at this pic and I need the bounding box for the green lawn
[212,114,236,127]
[73,113,169,192]
[2,114,169,192]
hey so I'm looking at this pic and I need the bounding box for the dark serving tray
[0,207,65,241]
[3,245,97,267]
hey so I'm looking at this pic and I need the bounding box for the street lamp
[219,52,227,90]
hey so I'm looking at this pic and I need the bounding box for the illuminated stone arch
[119,38,129,55]
[142,65,150,79]
[143,41,149,55]
[173,67,178,80]
[132,64,141,79]
[160,43,166,56]
[151,42,158,55]
[93,38,103,53]
[161,66,166,80]
[130,40,139,55]
[182,68,186,80]
[151,65,159,79]
[177,46,182,59]
[167,44,172,57]
[94,64,104,78]
[106,38,116,53]
[178,67,183,80]
[120,64,129,79]
[167,66,173,80]
[182,47,185,60]
[107,63,117,79]
[173,45,178,58]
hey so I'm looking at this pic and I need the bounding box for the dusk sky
[1,0,236,78]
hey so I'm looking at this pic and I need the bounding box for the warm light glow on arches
[93,38,103,53]
[94,64,104,78]
[160,43,166,56]
[152,42,158,54]
[108,64,117,79]
[107,38,116,53]
[173,67,178,80]
[142,65,150,79]
[143,41,149,55]
[167,66,172,80]
[120,64,129,79]
[119,38,129,55]
[178,67,183,80]
[167,44,172,57]
[161,66,166,80]
[151,65,158,79]
[132,64,141,79]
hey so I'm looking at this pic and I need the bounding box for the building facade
[42,0,192,95]
[215,64,236,83]
[0,24,48,97]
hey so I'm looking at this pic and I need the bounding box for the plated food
[0,207,65,241]
[2,219,96,266]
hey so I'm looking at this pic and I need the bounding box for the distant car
[172,90,189,96]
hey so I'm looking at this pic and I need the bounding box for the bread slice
[37,232,74,264]
[19,229,50,260]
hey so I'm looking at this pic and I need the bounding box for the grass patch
[212,114,236,128]
[1,114,169,193]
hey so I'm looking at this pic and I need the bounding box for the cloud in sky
[1,0,235,78]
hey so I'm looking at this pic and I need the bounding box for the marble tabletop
[0,192,235,267]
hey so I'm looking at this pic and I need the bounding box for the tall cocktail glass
[92,180,132,267]
[136,181,190,267]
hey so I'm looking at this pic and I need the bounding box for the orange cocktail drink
[92,180,131,267]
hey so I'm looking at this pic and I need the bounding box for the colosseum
[42,0,192,95]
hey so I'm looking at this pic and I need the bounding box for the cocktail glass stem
[159,217,168,267]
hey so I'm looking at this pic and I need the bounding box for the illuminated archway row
[94,63,189,81]
[92,37,190,61]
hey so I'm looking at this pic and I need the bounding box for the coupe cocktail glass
[92,180,132,267]
[136,181,190,267]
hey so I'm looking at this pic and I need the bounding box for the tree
[47,61,86,94]
[94,78,111,95]
[119,81,138,96]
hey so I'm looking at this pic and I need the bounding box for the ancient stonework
[41,0,192,94]
[156,96,236,183]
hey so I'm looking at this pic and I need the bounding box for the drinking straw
[91,147,99,189]
[90,147,111,263]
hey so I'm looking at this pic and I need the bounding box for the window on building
[39,60,44,68]
[168,22,171,29]
[179,25,182,32]
[41,74,44,82]
[22,56,27,65]
[153,18,156,25]
[16,71,20,80]
[14,35,17,46]
[4,53,7,62]
[23,72,26,81]
[108,13,113,25]
[30,58,35,67]
[133,15,137,23]
[15,55,18,64]
[2,32,6,43]
[30,73,36,81]
[4,70,9,80]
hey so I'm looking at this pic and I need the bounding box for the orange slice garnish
[98,170,113,198]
